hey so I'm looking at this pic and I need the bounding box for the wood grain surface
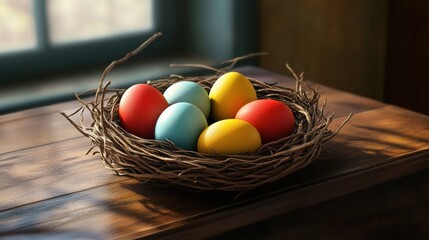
[0,66,428,239]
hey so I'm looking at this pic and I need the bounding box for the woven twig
[61,32,352,194]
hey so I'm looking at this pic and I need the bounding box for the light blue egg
[163,81,210,118]
[155,102,208,150]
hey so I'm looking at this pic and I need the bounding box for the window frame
[0,0,183,86]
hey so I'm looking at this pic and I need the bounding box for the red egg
[235,99,295,144]
[118,84,168,139]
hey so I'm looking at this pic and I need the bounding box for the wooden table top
[1,66,428,239]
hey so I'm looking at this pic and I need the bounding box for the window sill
[0,56,215,114]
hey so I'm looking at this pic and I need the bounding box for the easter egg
[119,84,168,139]
[235,99,295,144]
[155,102,208,150]
[163,81,210,118]
[197,119,261,155]
[209,72,257,121]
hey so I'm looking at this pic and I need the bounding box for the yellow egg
[197,119,261,155]
[209,72,257,121]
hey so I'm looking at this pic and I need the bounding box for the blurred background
[0,0,428,115]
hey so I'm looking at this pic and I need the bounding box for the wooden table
[1,66,428,239]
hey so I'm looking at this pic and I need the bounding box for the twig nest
[61,33,351,194]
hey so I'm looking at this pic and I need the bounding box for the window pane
[0,0,36,53]
[47,0,153,44]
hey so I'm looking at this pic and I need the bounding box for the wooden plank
[0,100,81,123]
[327,105,429,158]
[0,94,92,154]
[211,169,429,239]
[2,149,428,240]
[0,108,87,154]
[0,179,234,239]
[0,137,112,211]
[1,105,428,239]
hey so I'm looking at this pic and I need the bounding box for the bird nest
[61,33,351,195]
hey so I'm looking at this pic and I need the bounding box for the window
[1,0,154,54]
[47,0,153,44]
[0,0,259,114]
[0,0,36,53]
[0,0,161,85]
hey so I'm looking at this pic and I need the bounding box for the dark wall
[259,0,429,115]
[259,0,387,101]
[385,0,429,115]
